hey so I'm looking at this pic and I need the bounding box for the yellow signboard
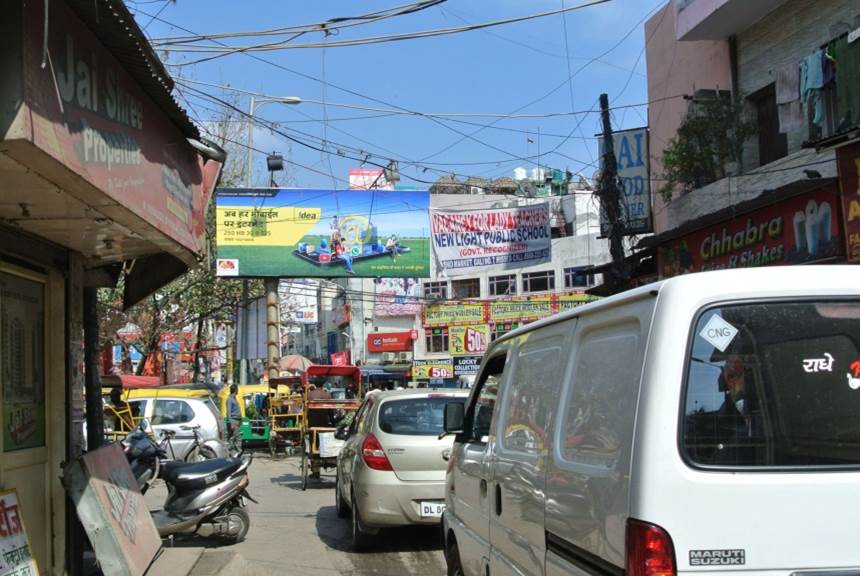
[449,324,491,356]
[216,206,321,247]
[488,297,552,324]
[557,293,598,312]
[412,359,454,379]
[423,303,485,327]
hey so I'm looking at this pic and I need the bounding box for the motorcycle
[123,426,255,543]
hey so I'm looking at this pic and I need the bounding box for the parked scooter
[123,426,254,543]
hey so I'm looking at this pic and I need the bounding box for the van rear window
[683,301,860,468]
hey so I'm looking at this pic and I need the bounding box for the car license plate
[420,501,445,518]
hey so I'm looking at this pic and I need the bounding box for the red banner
[658,187,843,278]
[838,142,860,262]
[367,332,413,352]
[330,351,350,366]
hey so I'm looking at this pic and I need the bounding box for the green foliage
[659,94,758,202]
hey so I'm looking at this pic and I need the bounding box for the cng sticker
[699,315,738,352]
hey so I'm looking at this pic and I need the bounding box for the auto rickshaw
[218,383,292,448]
[300,365,362,490]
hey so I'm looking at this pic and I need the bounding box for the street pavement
[146,453,447,576]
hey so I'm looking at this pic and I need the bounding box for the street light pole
[241,94,302,384]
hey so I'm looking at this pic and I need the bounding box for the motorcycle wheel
[221,506,250,544]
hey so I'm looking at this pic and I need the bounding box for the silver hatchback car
[335,388,469,549]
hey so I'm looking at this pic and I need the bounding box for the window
[423,281,448,300]
[500,338,563,455]
[378,396,467,435]
[751,84,787,167]
[467,354,507,441]
[522,270,555,293]
[564,267,595,288]
[425,327,449,353]
[489,274,517,296]
[152,399,194,425]
[491,322,519,341]
[683,301,860,468]
[452,278,480,299]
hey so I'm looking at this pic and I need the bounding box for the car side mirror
[440,402,465,439]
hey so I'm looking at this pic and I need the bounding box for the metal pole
[266,279,281,381]
[247,95,255,188]
[239,95,256,384]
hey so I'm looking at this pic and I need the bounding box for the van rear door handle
[480,479,487,497]
[494,484,502,516]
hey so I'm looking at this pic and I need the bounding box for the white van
[441,266,860,576]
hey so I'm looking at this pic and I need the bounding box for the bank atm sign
[599,127,652,235]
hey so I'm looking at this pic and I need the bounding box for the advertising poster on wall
[658,188,843,278]
[449,325,490,356]
[413,359,454,379]
[454,356,482,376]
[837,143,860,262]
[488,297,552,324]
[423,302,486,327]
[598,127,652,235]
[0,272,45,452]
[215,189,431,278]
[430,205,551,274]
[374,278,422,317]
[0,489,38,576]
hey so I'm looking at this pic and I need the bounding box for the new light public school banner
[430,205,551,273]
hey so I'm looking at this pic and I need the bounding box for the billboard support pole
[266,278,281,381]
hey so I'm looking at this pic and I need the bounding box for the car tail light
[626,519,676,576]
[361,434,393,471]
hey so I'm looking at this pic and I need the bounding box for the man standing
[226,384,243,455]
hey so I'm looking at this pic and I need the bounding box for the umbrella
[279,355,314,373]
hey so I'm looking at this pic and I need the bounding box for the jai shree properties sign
[658,187,843,277]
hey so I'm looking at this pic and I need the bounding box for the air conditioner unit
[382,352,396,363]
[397,352,411,362]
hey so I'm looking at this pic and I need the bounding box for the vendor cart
[267,375,304,456]
[300,365,362,490]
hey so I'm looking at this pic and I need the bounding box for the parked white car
[442,266,860,576]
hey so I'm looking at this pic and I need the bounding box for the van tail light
[626,519,676,576]
[361,434,393,471]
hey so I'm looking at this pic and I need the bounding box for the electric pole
[598,93,628,293]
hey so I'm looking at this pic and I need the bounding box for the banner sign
[215,189,430,278]
[330,351,350,366]
[22,0,219,256]
[374,278,422,317]
[367,332,413,353]
[423,302,486,327]
[837,142,860,262]
[332,305,351,328]
[413,359,454,380]
[658,187,843,278]
[430,205,551,273]
[349,168,394,190]
[449,325,490,356]
[423,293,596,327]
[488,297,552,324]
[598,127,652,235]
[0,489,38,576]
[454,356,482,376]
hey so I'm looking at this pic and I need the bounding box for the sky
[130,0,664,191]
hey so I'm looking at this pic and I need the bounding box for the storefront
[0,1,223,573]
[642,179,846,279]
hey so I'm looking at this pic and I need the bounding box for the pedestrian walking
[226,384,243,455]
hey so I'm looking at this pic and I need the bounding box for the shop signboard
[423,302,486,327]
[367,332,413,353]
[556,292,597,312]
[373,278,422,317]
[215,189,430,278]
[330,352,350,366]
[0,489,38,576]
[64,443,161,576]
[658,188,843,278]
[449,325,491,356]
[488,297,552,324]
[348,168,394,190]
[332,305,351,328]
[412,359,454,379]
[21,0,219,256]
[598,127,652,235]
[837,142,860,262]
[454,356,482,376]
[430,205,551,273]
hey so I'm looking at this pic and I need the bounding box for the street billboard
[598,127,652,235]
[215,188,431,278]
[430,205,551,274]
[374,278,422,317]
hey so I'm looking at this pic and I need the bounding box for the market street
[146,455,447,576]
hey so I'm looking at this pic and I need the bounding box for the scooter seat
[161,457,244,489]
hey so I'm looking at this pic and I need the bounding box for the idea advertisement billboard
[215,188,431,278]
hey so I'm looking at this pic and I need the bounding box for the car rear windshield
[683,300,860,469]
[378,396,466,436]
